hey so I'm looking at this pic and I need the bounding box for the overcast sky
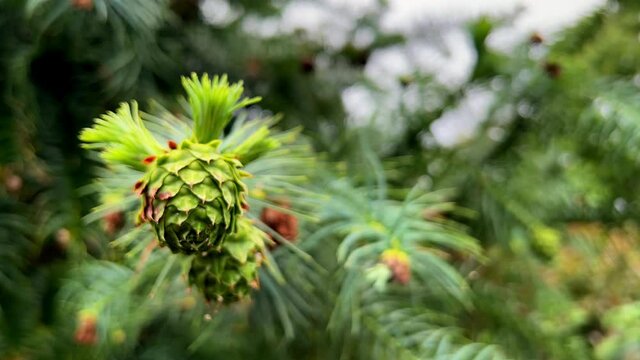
[204,0,607,147]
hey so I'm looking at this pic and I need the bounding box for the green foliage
[220,115,282,164]
[137,140,248,254]
[79,101,164,171]
[188,218,266,303]
[182,73,261,143]
[4,0,640,359]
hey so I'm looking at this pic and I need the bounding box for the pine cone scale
[136,140,247,254]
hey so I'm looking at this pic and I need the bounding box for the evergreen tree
[1,0,640,359]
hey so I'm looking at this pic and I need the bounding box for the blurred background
[2,0,640,359]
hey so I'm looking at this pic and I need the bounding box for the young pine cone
[136,140,249,255]
[74,311,98,345]
[260,205,298,248]
[188,218,266,304]
[380,248,411,285]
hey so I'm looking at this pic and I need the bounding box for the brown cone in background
[380,249,411,285]
[103,211,125,236]
[74,312,98,345]
[544,62,562,79]
[260,203,298,248]
[300,56,315,74]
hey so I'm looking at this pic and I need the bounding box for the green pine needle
[79,101,164,171]
[182,73,261,144]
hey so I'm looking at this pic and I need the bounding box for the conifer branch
[182,73,261,144]
[80,101,164,171]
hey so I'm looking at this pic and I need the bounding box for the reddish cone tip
[71,0,93,11]
[143,155,157,164]
[74,314,98,345]
[381,250,411,285]
[134,181,143,191]
[168,140,178,150]
[384,258,411,285]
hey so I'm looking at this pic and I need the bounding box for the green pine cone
[188,219,266,304]
[136,139,249,254]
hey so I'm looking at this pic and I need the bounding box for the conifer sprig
[182,73,261,144]
[80,101,164,171]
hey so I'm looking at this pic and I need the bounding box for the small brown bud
[544,62,562,78]
[134,181,143,192]
[530,32,544,44]
[168,140,178,150]
[55,228,72,250]
[74,312,98,345]
[300,56,315,74]
[380,249,411,285]
[71,0,93,10]
[142,155,156,164]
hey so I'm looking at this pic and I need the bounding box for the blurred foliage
[2,0,640,359]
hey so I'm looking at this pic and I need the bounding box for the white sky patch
[353,27,376,49]
[364,30,476,90]
[488,0,607,52]
[380,0,520,35]
[365,45,413,89]
[278,1,363,50]
[233,0,605,147]
[430,86,495,148]
[402,84,423,113]
[241,15,281,38]
[341,84,406,141]
[201,0,241,27]
[341,84,378,127]
[408,30,477,89]
[324,0,379,17]
[280,1,330,33]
